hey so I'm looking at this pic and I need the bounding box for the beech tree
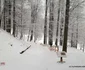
[12,0,16,37]
[0,0,85,49]
[2,0,12,33]
[55,0,61,47]
[0,0,1,27]
[43,0,48,44]
[62,0,70,52]
[49,0,54,46]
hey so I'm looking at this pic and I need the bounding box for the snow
[0,29,85,70]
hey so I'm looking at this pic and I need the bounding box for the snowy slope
[0,29,85,70]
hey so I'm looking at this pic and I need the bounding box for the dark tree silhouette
[62,0,70,52]
[49,0,54,46]
[43,0,48,44]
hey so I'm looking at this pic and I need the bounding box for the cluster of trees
[0,0,85,52]
[0,0,43,41]
[44,0,85,52]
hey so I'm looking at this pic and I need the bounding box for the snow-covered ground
[0,29,85,70]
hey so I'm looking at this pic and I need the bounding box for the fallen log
[20,45,31,54]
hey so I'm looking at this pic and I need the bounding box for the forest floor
[0,29,85,70]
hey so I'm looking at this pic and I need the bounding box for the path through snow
[0,29,85,70]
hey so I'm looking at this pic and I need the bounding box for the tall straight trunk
[43,0,48,44]
[30,12,34,41]
[71,16,78,48]
[34,23,37,42]
[6,0,11,33]
[30,3,37,42]
[34,4,38,42]
[30,30,33,41]
[71,26,77,48]
[55,0,61,47]
[20,0,23,39]
[13,0,16,37]
[49,0,54,46]
[75,16,79,48]
[71,24,74,47]
[30,5,34,41]
[3,0,6,30]
[62,0,70,52]
[0,0,1,27]
[60,17,64,46]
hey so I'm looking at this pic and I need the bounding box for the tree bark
[43,0,48,44]
[30,30,33,41]
[60,18,64,46]
[6,0,11,33]
[0,0,1,27]
[55,0,61,47]
[62,0,70,52]
[13,0,16,37]
[76,16,79,48]
[49,0,54,46]
[3,0,6,30]
[20,0,23,39]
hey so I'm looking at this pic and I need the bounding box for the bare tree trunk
[49,0,54,46]
[0,0,1,27]
[13,0,16,37]
[30,5,35,41]
[20,0,23,39]
[60,18,64,46]
[34,22,36,42]
[3,0,11,33]
[30,3,38,42]
[6,0,11,33]
[62,0,70,52]
[71,30,77,48]
[71,16,78,48]
[55,0,61,47]
[71,24,74,47]
[30,30,33,41]
[34,3,38,42]
[43,0,48,44]
[59,0,65,46]
[3,0,6,30]
[76,16,79,48]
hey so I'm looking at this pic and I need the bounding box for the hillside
[0,29,85,70]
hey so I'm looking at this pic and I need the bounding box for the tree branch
[70,0,85,14]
